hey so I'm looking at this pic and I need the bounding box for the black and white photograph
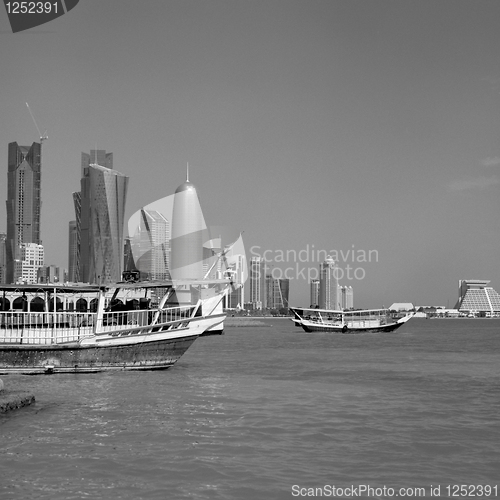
[1,1,499,499]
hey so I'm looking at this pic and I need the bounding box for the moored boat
[290,306,414,333]
[0,278,230,374]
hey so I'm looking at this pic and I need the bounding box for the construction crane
[26,102,48,144]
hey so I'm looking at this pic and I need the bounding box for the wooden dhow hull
[291,318,410,333]
[0,336,197,374]
[0,313,226,374]
[290,307,414,334]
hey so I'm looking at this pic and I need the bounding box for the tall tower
[249,256,265,310]
[5,142,42,283]
[68,220,78,282]
[310,279,320,307]
[0,232,7,284]
[73,150,128,284]
[319,256,340,310]
[266,275,290,311]
[136,208,170,280]
[170,170,205,280]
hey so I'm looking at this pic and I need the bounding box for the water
[1,318,499,499]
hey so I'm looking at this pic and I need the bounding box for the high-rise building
[310,279,320,307]
[340,285,354,310]
[265,275,290,311]
[319,256,340,310]
[73,150,128,284]
[223,250,245,309]
[170,173,205,280]
[68,220,78,282]
[5,142,42,283]
[0,232,6,284]
[14,242,44,284]
[135,208,170,280]
[249,256,265,310]
[38,264,64,284]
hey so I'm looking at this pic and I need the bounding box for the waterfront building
[249,256,265,310]
[68,221,78,282]
[5,142,42,283]
[456,279,500,315]
[319,256,340,310]
[310,279,320,307]
[0,232,6,284]
[14,242,44,284]
[73,150,128,284]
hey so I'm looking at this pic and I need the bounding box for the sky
[1,0,499,308]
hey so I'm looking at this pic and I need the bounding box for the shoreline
[0,390,36,413]
[0,376,36,413]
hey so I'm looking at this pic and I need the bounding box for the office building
[340,285,354,310]
[249,256,265,310]
[310,279,320,307]
[5,142,42,283]
[135,208,170,280]
[13,242,44,284]
[38,264,65,284]
[73,150,128,284]
[68,220,78,282]
[0,232,6,284]
[223,250,245,309]
[319,256,340,310]
[265,275,290,311]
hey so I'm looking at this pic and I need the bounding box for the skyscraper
[249,256,265,310]
[224,252,246,309]
[310,279,320,307]
[0,232,7,284]
[319,256,340,310]
[136,208,170,280]
[340,285,354,310]
[170,173,205,280]
[14,243,44,284]
[266,274,290,311]
[73,150,128,284]
[5,142,42,283]
[68,220,78,282]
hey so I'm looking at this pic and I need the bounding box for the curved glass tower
[73,150,128,284]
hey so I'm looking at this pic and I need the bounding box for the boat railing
[0,304,199,343]
[96,305,196,334]
[0,311,96,344]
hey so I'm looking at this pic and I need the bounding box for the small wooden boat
[0,279,231,374]
[290,306,414,333]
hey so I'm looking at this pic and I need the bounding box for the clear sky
[1,0,499,308]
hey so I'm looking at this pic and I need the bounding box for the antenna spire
[186,162,189,182]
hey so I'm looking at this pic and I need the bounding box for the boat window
[76,298,88,312]
[0,297,11,311]
[30,296,45,312]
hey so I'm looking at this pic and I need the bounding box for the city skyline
[1,1,500,307]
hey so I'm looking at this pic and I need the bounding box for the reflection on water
[1,319,499,499]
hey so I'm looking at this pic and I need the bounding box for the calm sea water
[1,318,499,500]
